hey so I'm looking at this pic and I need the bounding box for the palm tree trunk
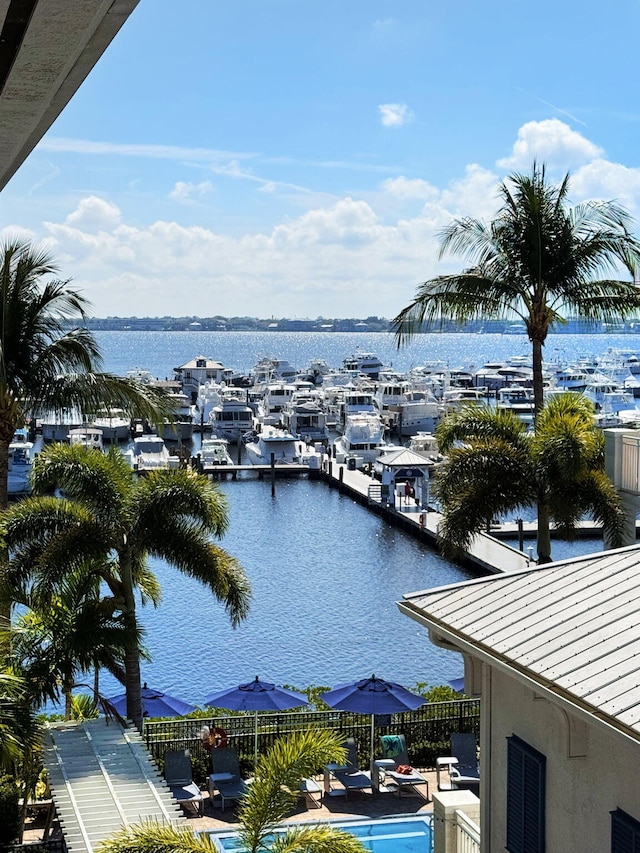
[531,338,545,417]
[120,550,143,730]
[536,500,552,564]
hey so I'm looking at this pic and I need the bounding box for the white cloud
[378,103,415,127]
[38,137,255,164]
[12,120,640,319]
[497,118,603,170]
[65,196,122,232]
[168,180,214,202]
[382,176,438,200]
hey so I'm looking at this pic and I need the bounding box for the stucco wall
[485,665,640,852]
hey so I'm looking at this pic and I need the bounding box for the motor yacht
[244,425,306,465]
[198,437,234,466]
[125,435,174,471]
[8,428,36,496]
[69,427,104,452]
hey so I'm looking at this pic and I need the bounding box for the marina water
[88,330,626,706]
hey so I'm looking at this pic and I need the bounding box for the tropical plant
[0,237,175,627]
[7,565,138,719]
[432,393,625,563]
[1,444,251,729]
[96,730,367,853]
[392,163,640,416]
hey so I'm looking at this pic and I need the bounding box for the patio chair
[437,733,480,792]
[210,747,248,811]
[378,734,429,799]
[332,738,373,799]
[164,749,203,817]
[298,776,322,808]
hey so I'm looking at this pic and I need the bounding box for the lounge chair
[332,738,373,799]
[210,747,248,811]
[164,749,204,817]
[448,732,480,793]
[378,734,429,799]
[298,776,322,808]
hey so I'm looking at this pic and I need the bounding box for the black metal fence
[144,698,480,783]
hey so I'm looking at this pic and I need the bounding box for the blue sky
[2,0,640,318]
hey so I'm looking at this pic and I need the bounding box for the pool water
[210,815,433,852]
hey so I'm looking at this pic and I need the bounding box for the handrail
[455,808,480,853]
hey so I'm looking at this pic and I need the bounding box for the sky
[2,0,640,319]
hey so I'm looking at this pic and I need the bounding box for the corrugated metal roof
[378,448,432,468]
[399,544,640,740]
[42,719,184,853]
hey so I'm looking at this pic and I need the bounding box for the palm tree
[8,565,138,719]
[96,730,367,853]
[392,163,640,416]
[433,393,625,563]
[1,444,251,729]
[0,237,174,627]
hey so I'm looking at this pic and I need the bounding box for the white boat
[282,395,329,443]
[441,388,488,414]
[198,437,234,466]
[91,409,131,442]
[125,435,173,471]
[408,432,444,465]
[40,409,85,442]
[341,351,384,379]
[334,413,390,466]
[244,426,306,465]
[255,383,296,427]
[160,392,194,442]
[69,427,104,452]
[8,428,36,496]
[210,394,254,441]
[496,386,535,424]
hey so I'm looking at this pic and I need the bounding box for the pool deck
[183,767,437,832]
[23,768,438,843]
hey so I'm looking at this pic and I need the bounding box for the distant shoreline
[79,317,635,335]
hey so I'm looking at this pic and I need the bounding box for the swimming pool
[208,814,433,853]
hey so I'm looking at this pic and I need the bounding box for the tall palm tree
[8,566,138,719]
[1,444,251,729]
[96,730,367,853]
[0,238,174,626]
[392,163,640,416]
[433,393,625,563]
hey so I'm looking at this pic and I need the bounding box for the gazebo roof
[378,448,431,470]
[42,718,183,852]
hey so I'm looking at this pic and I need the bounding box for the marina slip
[34,329,633,711]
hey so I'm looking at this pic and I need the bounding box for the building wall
[484,664,640,852]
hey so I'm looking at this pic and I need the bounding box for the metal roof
[399,544,640,742]
[42,718,184,853]
[378,448,432,468]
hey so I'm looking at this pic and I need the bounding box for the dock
[198,463,309,480]
[318,460,533,574]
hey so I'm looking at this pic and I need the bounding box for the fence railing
[455,809,481,853]
[143,698,480,782]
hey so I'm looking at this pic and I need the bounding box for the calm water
[93,329,636,379]
[80,331,619,707]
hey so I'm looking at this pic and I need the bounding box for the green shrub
[0,774,20,844]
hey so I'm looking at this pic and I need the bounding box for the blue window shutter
[506,735,545,853]
[611,808,640,853]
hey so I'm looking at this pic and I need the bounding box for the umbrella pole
[254,710,259,766]
[370,715,375,769]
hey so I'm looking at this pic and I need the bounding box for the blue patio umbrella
[448,677,465,693]
[107,682,197,719]
[321,674,425,759]
[204,676,308,762]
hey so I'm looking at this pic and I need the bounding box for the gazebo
[377,448,433,509]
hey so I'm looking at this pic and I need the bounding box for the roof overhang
[0,0,140,191]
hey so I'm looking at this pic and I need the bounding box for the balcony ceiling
[0,0,140,191]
